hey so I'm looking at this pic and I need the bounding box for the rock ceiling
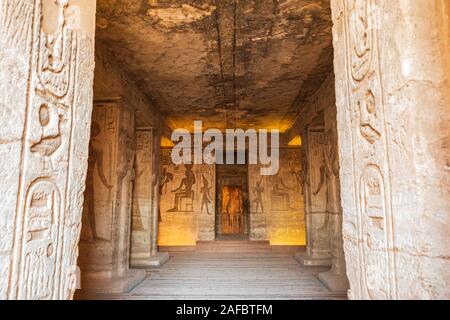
[96,0,333,132]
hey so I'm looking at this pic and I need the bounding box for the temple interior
[0,0,448,300]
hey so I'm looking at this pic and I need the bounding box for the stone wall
[129,130,154,262]
[331,0,450,299]
[0,0,96,299]
[248,148,306,245]
[77,40,166,288]
[158,149,216,246]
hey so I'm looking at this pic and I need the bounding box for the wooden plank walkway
[75,243,347,300]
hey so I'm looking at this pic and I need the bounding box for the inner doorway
[215,161,249,240]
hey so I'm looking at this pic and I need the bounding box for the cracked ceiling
[95,0,333,132]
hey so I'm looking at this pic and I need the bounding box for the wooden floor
[76,243,347,300]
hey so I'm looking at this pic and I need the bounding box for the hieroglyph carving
[1,0,94,299]
[344,0,397,299]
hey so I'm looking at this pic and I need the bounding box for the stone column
[295,126,332,266]
[78,100,145,293]
[318,109,349,292]
[331,0,450,299]
[0,0,96,300]
[129,128,169,267]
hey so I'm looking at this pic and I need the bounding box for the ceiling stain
[96,0,333,132]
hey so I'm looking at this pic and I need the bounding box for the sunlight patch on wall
[288,135,302,147]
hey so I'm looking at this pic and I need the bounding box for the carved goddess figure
[84,121,112,241]
[313,129,340,231]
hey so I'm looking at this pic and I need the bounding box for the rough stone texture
[0,0,96,299]
[318,79,348,291]
[78,100,145,293]
[331,0,450,299]
[248,148,306,245]
[129,130,155,266]
[94,0,333,132]
[159,149,216,246]
[287,74,348,290]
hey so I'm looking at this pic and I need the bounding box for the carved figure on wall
[167,164,196,213]
[289,154,304,194]
[160,167,173,195]
[200,175,212,215]
[253,176,265,214]
[313,129,340,231]
[84,122,112,241]
[131,161,145,232]
[300,148,310,190]
[31,111,64,171]
[270,174,294,211]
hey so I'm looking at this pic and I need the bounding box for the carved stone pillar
[295,127,332,266]
[78,100,145,293]
[0,0,96,300]
[318,122,349,292]
[331,0,450,299]
[129,128,169,267]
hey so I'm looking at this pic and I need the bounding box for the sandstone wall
[0,0,96,299]
[331,0,450,299]
[248,148,306,245]
[158,149,216,246]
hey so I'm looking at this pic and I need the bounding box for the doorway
[215,163,249,240]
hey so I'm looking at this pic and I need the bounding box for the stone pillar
[78,100,145,293]
[331,0,450,299]
[0,0,96,300]
[295,126,332,266]
[318,107,349,292]
[129,128,169,267]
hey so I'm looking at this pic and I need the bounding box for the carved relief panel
[305,128,331,255]
[158,149,215,246]
[130,130,153,260]
[248,149,306,245]
[80,103,117,242]
[0,0,94,299]
[342,0,397,299]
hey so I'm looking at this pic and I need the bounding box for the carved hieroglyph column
[295,126,332,266]
[0,0,96,300]
[331,0,450,299]
[78,100,145,293]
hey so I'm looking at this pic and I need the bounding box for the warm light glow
[160,137,175,147]
[288,135,302,147]
[158,216,198,246]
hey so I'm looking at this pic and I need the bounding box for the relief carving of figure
[31,106,64,171]
[160,167,174,195]
[84,122,112,241]
[313,129,340,231]
[289,154,304,195]
[270,174,295,211]
[167,164,196,213]
[131,160,145,232]
[253,176,265,214]
[200,175,213,215]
